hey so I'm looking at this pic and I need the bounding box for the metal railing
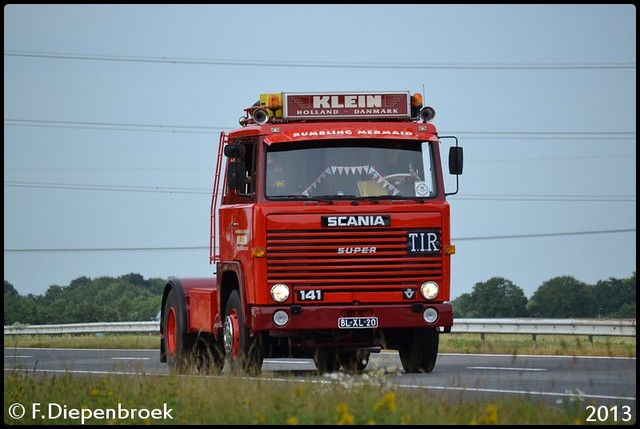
[4,321,160,335]
[451,318,635,343]
[4,319,636,341]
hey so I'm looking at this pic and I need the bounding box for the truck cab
[160,91,463,375]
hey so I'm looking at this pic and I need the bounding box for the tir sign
[407,230,441,255]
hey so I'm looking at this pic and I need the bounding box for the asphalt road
[5,347,636,415]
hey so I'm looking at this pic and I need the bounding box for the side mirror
[449,146,463,175]
[227,160,247,192]
[224,143,246,159]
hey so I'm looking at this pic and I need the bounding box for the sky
[3,4,636,300]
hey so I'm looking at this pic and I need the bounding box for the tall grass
[4,369,602,425]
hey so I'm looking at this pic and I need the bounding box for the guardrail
[4,319,636,342]
[452,318,636,343]
[4,321,160,336]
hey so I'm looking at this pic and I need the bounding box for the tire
[193,332,224,375]
[163,288,195,374]
[313,349,341,373]
[223,290,264,375]
[398,328,439,373]
[338,350,370,372]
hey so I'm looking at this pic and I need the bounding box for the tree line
[4,274,164,325]
[452,272,635,318]
[3,271,636,325]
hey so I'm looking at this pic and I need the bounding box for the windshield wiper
[270,195,334,204]
[312,194,364,205]
[352,194,426,203]
[387,195,425,203]
[273,194,424,204]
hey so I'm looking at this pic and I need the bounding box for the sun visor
[263,123,437,145]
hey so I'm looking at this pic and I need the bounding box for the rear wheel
[398,328,439,373]
[313,349,370,373]
[313,349,341,373]
[338,350,370,372]
[162,288,224,375]
[223,290,263,375]
[162,288,195,374]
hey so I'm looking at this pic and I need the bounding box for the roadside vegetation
[4,365,622,425]
[4,333,636,358]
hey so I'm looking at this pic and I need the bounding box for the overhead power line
[4,50,636,70]
[455,195,636,202]
[3,181,636,202]
[4,118,224,134]
[455,229,635,241]
[3,228,636,253]
[4,181,211,195]
[4,119,637,140]
[4,246,205,253]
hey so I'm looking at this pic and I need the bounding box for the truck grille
[266,228,442,300]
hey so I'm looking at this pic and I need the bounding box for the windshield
[265,139,436,199]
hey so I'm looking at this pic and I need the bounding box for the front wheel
[223,290,264,375]
[193,333,224,375]
[398,328,439,373]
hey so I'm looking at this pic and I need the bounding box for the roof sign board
[282,91,411,120]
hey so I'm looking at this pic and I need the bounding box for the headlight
[420,281,439,300]
[270,283,290,303]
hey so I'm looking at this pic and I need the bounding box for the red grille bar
[266,227,442,298]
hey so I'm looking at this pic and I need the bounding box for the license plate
[338,317,378,329]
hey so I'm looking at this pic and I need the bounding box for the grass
[4,333,635,424]
[4,332,636,357]
[4,368,609,425]
[442,333,636,357]
[4,333,161,350]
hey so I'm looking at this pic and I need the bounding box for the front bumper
[251,302,453,332]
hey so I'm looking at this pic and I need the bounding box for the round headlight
[270,283,290,303]
[420,281,439,300]
[423,307,438,324]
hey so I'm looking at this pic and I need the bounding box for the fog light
[273,310,289,327]
[420,281,439,300]
[423,307,438,324]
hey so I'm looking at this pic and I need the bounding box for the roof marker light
[411,93,424,108]
[268,94,281,110]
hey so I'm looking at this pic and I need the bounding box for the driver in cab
[266,153,300,196]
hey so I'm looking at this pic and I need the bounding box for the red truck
[160,91,463,375]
